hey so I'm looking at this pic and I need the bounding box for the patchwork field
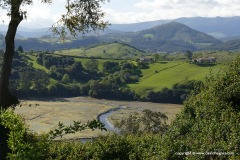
[15,97,182,139]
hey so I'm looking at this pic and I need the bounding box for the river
[98,106,126,133]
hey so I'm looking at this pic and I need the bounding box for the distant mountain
[1,16,240,39]
[219,35,240,42]
[15,36,101,52]
[111,22,222,52]
[207,39,240,51]
[175,16,240,38]
[109,16,240,38]
[13,22,223,53]
[108,20,170,32]
[0,26,51,38]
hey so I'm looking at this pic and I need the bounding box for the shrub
[161,58,240,159]
[0,109,50,159]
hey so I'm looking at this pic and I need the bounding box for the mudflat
[15,97,182,139]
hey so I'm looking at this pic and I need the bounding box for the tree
[0,0,109,108]
[67,61,84,80]
[115,109,168,135]
[102,61,120,73]
[36,57,43,65]
[32,69,50,93]
[17,45,24,53]
[153,53,160,62]
[62,73,71,84]
[85,58,99,73]
[0,1,109,159]
[186,50,193,60]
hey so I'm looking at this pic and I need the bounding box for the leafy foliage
[0,109,50,160]
[161,57,240,159]
[146,80,203,104]
[0,108,107,159]
[48,134,163,160]
[49,120,106,139]
[115,109,168,135]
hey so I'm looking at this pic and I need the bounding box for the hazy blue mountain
[207,39,240,51]
[1,16,240,39]
[109,16,240,38]
[14,36,101,51]
[219,35,240,42]
[0,25,51,38]
[10,22,222,53]
[108,20,170,32]
[175,16,240,38]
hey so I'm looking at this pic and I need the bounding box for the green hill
[129,22,221,52]
[55,42,145,59]
[129,61,223,96]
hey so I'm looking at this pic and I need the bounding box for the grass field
[15,98,114,139]
[54,42,144,59]
[14,97,182,139]
[26,54,49,72]
[129,61,223,95]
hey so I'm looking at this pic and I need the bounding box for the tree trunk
[0,125,10,160]
[0,2,22,108]
[0,2,23,159]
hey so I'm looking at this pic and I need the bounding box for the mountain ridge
[1,16,240,39]
[121,22,221,52]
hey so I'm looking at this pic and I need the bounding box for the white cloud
[1,0,240,28]
[1,0,66,28]
[104,0,240,24]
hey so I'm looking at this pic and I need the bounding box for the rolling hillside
[14,36,101,52]
[2,21,238,52]
[54,42,145,59]
[129,61,223,95]
[128,22,221,52]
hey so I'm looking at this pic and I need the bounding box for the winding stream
[98,106,125,133]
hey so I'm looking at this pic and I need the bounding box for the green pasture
[26,54,49,72]
[54,48,85,57]
[129,61,223,95]
[54,42,144,59]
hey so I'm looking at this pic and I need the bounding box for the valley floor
[15,96,182,139]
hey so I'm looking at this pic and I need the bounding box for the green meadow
[54,42,144,59]
[129,61,223,95]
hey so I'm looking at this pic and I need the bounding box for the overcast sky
[1,0,240,28]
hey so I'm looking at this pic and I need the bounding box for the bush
[115,109,168,135]
[161,58,240,159]
[49,134,162,160]
[0,109,50,159]
[0,109,106,159]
